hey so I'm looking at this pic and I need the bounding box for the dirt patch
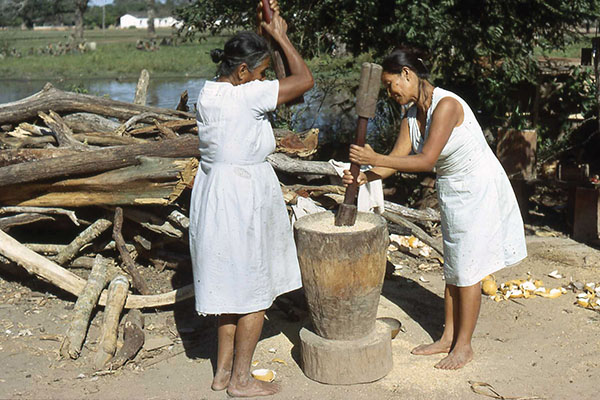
[1,235,599,399]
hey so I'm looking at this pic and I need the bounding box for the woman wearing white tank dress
[344,47,526,370]
[188,2,313,396]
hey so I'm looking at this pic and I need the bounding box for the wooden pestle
[335,62,383,226]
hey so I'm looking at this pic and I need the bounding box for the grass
[0,28,227,79]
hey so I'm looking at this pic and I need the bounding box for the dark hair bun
[210,49,225,64]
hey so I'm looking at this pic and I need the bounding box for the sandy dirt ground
[1,235,600,400]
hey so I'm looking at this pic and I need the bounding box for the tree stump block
[299,320,392,385]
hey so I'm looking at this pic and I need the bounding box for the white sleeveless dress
[407,88,527,286]
[189,79,302,315]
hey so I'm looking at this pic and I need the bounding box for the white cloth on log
[328,159,384,214]
[189,80,302,315]
[407,87,527,286]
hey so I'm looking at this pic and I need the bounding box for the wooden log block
[113,207,151,295]
[299,321,392,385]
[54,219,113,266]
[267,153,337,176]
[95,275,129,370]
[107,309,145,370]
[0,135,200,188]
[63,112,121,133]
[0,157,198,207]
[294,212,388,340]
[0,229,194,308]
[154,120,178,139]
[0,83,193,125]
[133,69,150,106]
[0,148,79,167]
[60,255,110,359]
[176,90,189,112]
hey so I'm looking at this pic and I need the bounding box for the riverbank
[0,28,227,80]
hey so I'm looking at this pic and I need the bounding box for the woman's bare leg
[227,310,280,398]
[435,282,481,369]
[211,314,238,391]
[411,284,456,355]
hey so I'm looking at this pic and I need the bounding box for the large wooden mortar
[294,211,389,340]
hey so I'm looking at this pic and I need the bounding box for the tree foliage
[175,0,600,135]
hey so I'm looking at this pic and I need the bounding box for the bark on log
[0,148,79,167]
[115,112,182,136]
[154,120,178,139]
[122,207,183,238]
[113,207,151,295]
[0,83,193,125]
[133,69,150,106]
[0,229,194,308]
[1,132,145,149]
[0,213,54,230]
[63,113,121,133]
[60,254,109,359]
[107,309,144,370]
[0,135,200,187]
[382,211,444,256]
[38,111,89,151]
[0,157,198,207]
[95,275,129,370]
[54,219,113,266]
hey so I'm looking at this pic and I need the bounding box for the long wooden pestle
[335,62,383,226]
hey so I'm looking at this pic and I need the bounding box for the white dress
[189,79,302,315]
[407,88,527,286]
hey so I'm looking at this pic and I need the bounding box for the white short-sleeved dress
[407,88,527,286]
[189,79,302,315]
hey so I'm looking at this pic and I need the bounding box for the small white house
[120,13,182,29]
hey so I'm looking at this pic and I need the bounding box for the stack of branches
[0,70,441,371]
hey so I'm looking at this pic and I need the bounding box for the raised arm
[260,6,314,105]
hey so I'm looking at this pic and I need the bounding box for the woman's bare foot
[434,344,473,370]
[227,378,280,398]
[411,339,452,355]
[211,369,231,391]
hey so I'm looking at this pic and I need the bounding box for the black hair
[210,31,270,78]
[381,46,430,79]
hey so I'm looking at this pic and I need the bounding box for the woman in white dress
[344,47,526,370]
[188,3,313,396]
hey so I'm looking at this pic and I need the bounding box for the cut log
[0,229,194,308]
[267,153,337,176]
[60,254,110,359]
[38,111,89,151]
[0,157,198,207]
[95,275,129,370]
[382,211,443,256]
[0,206,80,225]
[54,219,113,266]
[133,69,150,106]
[0,83,193,125]
[113,207,151,295]
[384,200,440,222]
[0,213,54,230]
[0,135,200,187]
[107,309,144,370]
[63,113,121,133]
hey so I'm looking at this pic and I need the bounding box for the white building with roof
[120,13,182,29]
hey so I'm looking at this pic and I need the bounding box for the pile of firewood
[0,71,442,370]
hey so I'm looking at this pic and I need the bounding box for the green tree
[175,0,600,137]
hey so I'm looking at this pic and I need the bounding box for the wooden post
[133,69,150,106]
[95,275,130,370]
[335,63,383,226]
[60,255,110,359]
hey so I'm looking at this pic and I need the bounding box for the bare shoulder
[432,96,463,127]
